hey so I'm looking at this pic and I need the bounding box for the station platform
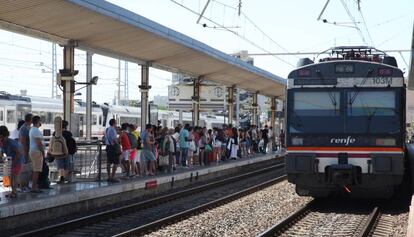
[0,152,283,231]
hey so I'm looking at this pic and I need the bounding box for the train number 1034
[372,77,392,85]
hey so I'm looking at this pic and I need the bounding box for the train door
[5,106,16,131]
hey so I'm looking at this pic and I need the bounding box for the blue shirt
[1,138,24,165]
[19,123,30,147]
[105,126,117,145]
[29,127,43,152]
[179,129,189,148]
[141,130,150,150]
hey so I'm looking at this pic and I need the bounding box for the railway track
[13,162,285,237]
[258,200,381,237]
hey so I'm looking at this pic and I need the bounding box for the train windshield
[346,90,399,133]
[289,89,400,134]
[290,91,342,133]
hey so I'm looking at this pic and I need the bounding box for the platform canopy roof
[0,0,286,98]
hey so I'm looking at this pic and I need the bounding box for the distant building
[153,95,168,108]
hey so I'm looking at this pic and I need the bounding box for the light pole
[75,75,98,140]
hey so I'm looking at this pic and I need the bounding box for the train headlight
[291,137,303,146]
[375,138,396,146]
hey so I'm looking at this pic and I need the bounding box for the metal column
[270,97,276,151]
[236,88,240,127]
[179,110,183,125]
[86,52,93,140]
[60,41,77,131]
[252,92,258,126]
[227,86,234,125]
[192,77,201,126]
[139,65,151,131]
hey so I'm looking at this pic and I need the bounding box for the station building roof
[0,0,286,98]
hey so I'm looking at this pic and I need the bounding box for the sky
[0,0,412,104]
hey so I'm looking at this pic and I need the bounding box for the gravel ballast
[145,181,311,237]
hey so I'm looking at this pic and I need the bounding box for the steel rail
[14,161,285,237]
[256,200,315,237]
[357,207,380,237]
[114,175,287,237]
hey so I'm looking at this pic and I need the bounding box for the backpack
[137,136,142,150]
[49,135,67,159]
[67,136,77,155]
[163,136,171,153]
[127,133,138,149]
[38,161,50,189]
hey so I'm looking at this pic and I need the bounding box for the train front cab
[285,149,405,198]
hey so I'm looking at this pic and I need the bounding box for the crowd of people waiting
[0,113,285,198]
[0,113,76,198]
[104,119,285,182]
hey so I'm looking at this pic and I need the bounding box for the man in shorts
[29,116,44,193]
[105,119,120,182]
[0,126,24,198]
[18,113,32,191]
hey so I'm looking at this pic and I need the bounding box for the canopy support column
[139,64,151,131]
[192,76,201,126]
[227,86,234,125]
[270,97,276,151]
[60,40,78,131]
[85,51,93,140]
[252,92,258,126]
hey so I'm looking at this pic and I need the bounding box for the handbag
[205,144,213,153]
[159,155,169,166]
[189,141,196,151]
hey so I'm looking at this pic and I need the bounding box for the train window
[293,91,340,116]
[347,91,396,116]
[47,112,53,124]
[16,111,25,121]
[7,110,15,123]
[92,115,97,125]
[99,115,102,125]
[37,111,47,124]
[0,110,3,121]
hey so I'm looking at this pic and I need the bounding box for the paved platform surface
[0,152,283,219]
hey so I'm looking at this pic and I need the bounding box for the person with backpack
[129,124,142,177]
[162,129,176,172]
[49,117,69,184]
[53,120,76,183]
[105,119,120,182]
[127,124,138,177]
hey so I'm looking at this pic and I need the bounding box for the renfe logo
[330,136,356,146]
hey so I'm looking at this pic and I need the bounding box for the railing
[49,140,104,182]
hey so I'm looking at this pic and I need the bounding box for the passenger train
[285,46,406,198]
[0,91,225,138]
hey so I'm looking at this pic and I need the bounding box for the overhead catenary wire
[170,0,295,67]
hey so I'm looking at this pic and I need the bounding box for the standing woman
[229,127,239,159]
[245,129,251,158]
[0,126,24,197]
[239,129,246,158]
[187,127,195,166]
[198,127,207,166]
[212,128,221,164]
